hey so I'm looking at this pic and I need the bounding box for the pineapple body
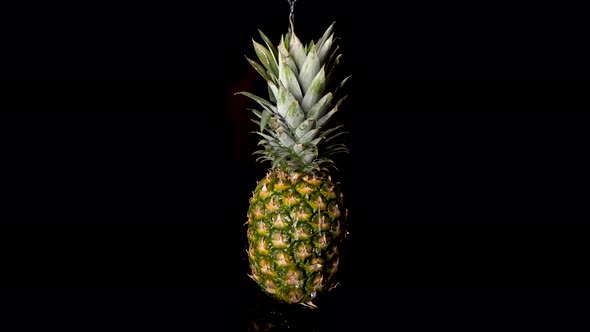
[246,169,346,305]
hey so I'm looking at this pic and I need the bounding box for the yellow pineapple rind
[246,169,346,306]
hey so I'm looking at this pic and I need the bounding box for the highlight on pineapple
[236,12,352,308]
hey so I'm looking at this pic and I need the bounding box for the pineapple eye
[270,231,288,249]
[271,215,287,229]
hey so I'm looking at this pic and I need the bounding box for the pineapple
[236,19,351,308]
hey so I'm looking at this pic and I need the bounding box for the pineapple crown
[236,20,351,174]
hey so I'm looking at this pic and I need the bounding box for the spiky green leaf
[287,27,307,71]
[260,109,272,132]
[316,22,335,55]
[298,128,320,144]
[245,56,275,85]
[253,39,278,78]
[298,45,320,95]
[278,36,299,77]
[285,100,305,129]
[258,29,278,65]
[295,118,315,138]
[306,93,332,121]
[302,67,325,112]
[279,57,303,102]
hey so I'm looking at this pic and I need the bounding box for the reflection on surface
[246,284,346,332]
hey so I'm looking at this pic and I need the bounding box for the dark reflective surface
[3,284,588,331]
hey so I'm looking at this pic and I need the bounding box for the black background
[2,1,589,330]
[3,1,589,79]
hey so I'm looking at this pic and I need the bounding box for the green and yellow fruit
[237,20,351,308]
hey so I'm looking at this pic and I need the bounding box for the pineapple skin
[246,169,347,305]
